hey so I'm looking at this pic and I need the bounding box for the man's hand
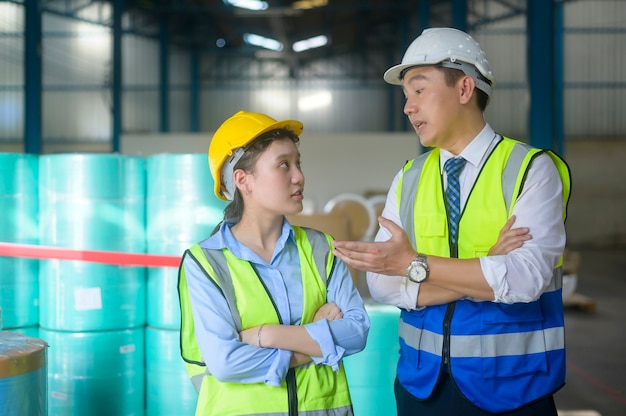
[333,216,416,276]
[333,215,530,279]
[489,216,531,255]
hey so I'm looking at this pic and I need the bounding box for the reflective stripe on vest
[399,319,565,358]
[235,408,353,416]
[395,137,571,413]
[178,225,352,416]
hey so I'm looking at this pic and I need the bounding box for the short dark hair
[437,66,490,111]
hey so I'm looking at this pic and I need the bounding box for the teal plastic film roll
[38,154,146,332]
[0,259,39,329]
[145,326,197,415]
[0,153,39,242]
[40,327,144,416]
[39,154,145,252]
[146,153,226,247]
[146,267,180,329]
[39,261,145,331]
[0,153,40,329]
[344,302,401,416]
[145,154,226,329]
[39,154,145,200]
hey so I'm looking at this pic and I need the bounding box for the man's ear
[458,75,476,105]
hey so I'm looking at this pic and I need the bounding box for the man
[333,27,571,415]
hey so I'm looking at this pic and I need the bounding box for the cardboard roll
[0,332,47,378]
[0,332,48,416]
[324,193,377,241]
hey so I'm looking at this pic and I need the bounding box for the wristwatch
[406,253,430,283]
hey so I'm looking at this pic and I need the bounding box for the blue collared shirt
[184,218,370,386]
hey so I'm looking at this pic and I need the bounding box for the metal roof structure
[34,0,531,79]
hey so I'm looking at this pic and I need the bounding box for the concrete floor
[554,248,626,416]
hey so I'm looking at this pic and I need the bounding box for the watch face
[409,263,427,282]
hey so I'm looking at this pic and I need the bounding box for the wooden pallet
[563,293,597,313]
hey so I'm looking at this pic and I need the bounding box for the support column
[24,0,42,154]
[112,0,123,152]
[159,16,169,133]
[527,0,560,151]
[190,51,199,133]
[452,0,467,32]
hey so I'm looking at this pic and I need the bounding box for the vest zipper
[251,263,298,414]
[444,241,458,371]
[442,302,456,370]
[286,368,298,416]
[450,240,459,259]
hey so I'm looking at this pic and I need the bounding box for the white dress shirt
[367,124,566,309]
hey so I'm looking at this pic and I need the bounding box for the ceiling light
[292,0,328,10]
[298,91,332,111]
[292,35,328,52]
[224,0,268,11]
[243,33,283,51]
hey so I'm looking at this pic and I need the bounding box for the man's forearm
[417,282,464,307]
[426,256,495,301]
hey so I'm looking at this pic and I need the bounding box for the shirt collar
[440,123,497,173]
[199,217,296,262]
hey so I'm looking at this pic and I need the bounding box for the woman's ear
[233,169,250,196]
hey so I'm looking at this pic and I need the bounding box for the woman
[178,110,370,416]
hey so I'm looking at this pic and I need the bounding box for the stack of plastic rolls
[145,153,226,414]
[39,327,144,415]
[0,154,39,332]
[145,327,197,415]
[38,154,146,415]
[145,153,226,329]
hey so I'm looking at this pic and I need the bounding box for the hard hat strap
[220,147,247,201]
[438,60,492,97]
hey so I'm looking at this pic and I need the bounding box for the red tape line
[0,242,181,268]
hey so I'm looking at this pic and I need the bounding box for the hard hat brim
[383,62,422,85]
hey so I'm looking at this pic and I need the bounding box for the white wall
[564,139,626,248]
[121,131,420,212]
[122,132,626,249]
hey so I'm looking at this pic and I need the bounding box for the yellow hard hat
[208,110,304,201]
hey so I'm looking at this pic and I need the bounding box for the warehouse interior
[0,0,625,415]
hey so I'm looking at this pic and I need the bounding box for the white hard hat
[383,27,495,97]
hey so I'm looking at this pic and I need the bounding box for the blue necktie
[444,157,467,245]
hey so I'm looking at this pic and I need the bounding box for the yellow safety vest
[395,137,572,413]
[178,225,353,416]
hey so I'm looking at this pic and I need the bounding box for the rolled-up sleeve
[481,154,566,303]
[304,260,370,370]
[366,171,422,311]
[184,255,291,385]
